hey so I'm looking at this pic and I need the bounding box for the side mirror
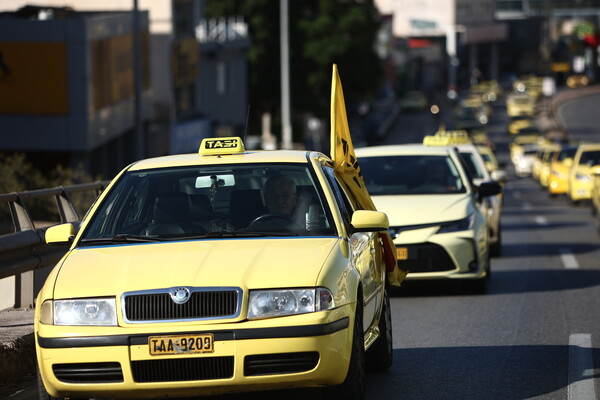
[350,210,389,233]
[477,181,502,202]
[45,223,75,244]
[491,169,508,183]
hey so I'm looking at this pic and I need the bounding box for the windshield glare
[80,164,335,242]
[360,155,467,195]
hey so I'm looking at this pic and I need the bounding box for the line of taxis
[504,77,600,235]
[35,131,508,400]
[518,140,600,216]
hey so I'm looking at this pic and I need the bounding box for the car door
[323,166,384,332]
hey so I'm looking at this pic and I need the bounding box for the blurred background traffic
[1,0,599,180]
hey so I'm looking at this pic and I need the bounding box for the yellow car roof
[355,144,453,157]
[578,143,600,152]
[129,149,317,171]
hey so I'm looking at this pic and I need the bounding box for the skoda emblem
[170,287,191,304]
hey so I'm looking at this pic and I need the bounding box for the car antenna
[243,105,250,144]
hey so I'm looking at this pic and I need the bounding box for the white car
[513,144,540,178]
[456,143,505,257]
[356,144,501,292]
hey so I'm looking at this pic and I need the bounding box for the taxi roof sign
[423,130,471,146]
[199,137,245,155]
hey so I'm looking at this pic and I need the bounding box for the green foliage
[0,153,101,227]
[0,153,46,194]
[205,0,383,121]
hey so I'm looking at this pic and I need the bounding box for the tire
[324,297,366,400]
[465,254,490,294]
[37,366,59,400]
[367,285,393,372]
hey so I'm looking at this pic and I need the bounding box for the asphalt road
[4,88,600,400]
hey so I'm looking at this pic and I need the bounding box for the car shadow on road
[391,268,600,297]
[500,221,588,230]
[367,345,600,399]
[500,241,600,257]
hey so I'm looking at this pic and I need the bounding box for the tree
[205,0,383,131]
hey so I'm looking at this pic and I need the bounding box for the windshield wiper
[79,234,163,245]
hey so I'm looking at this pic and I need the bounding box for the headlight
[437,214,475,233]
[48,298,117,326]
[576,173,591,182]
[247,288,334,319]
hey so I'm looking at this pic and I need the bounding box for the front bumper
[570,181,593,201]
[36,308,352,399]
[393,230,486,281]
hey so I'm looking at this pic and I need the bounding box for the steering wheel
[249,213,293,227]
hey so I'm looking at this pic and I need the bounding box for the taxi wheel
[37,365,58,400]
[37,366,87,400]
[367,286,393,372]
[324,297,366,400]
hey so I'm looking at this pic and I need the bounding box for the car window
[359,155,467,195]
[459,152,485,179]
[322,166,353,232]
[80,163,336,242]
[579,150,600,166]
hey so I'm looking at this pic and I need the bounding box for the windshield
[359,155,467,195]
[579,150,600,166]
[80,163,335,244]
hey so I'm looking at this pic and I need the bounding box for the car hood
[52,238,339,299]
[372,194,473,226]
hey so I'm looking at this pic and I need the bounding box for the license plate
[397,247,408,260]
[149,334,214,355]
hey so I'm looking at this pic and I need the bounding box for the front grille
[397,243,456,273]
[131,357,234,382]
[123,288,240,322]
[244,352,320,376]
[53,362,123,383]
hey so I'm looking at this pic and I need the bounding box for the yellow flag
[329,64,407,286]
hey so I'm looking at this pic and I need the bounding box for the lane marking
[568,333,597,400]
[560,248,580,269]
[535,216,548,226]
[523,202,532,210]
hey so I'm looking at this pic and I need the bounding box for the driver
[264,175,298,215]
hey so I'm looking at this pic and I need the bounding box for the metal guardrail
[0,181,109,308]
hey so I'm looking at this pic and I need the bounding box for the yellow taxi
[568,143,600,204]
[548,145,578,196]
[539,148,560,188]
[476,145,506,182]
[355,138,501,292]
[591,169,600,233]
[506,92,535,118]
[508,118,535,135]
[35,134,397,399]
[566,74,590,88]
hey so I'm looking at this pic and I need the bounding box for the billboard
[0,42,68,114]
